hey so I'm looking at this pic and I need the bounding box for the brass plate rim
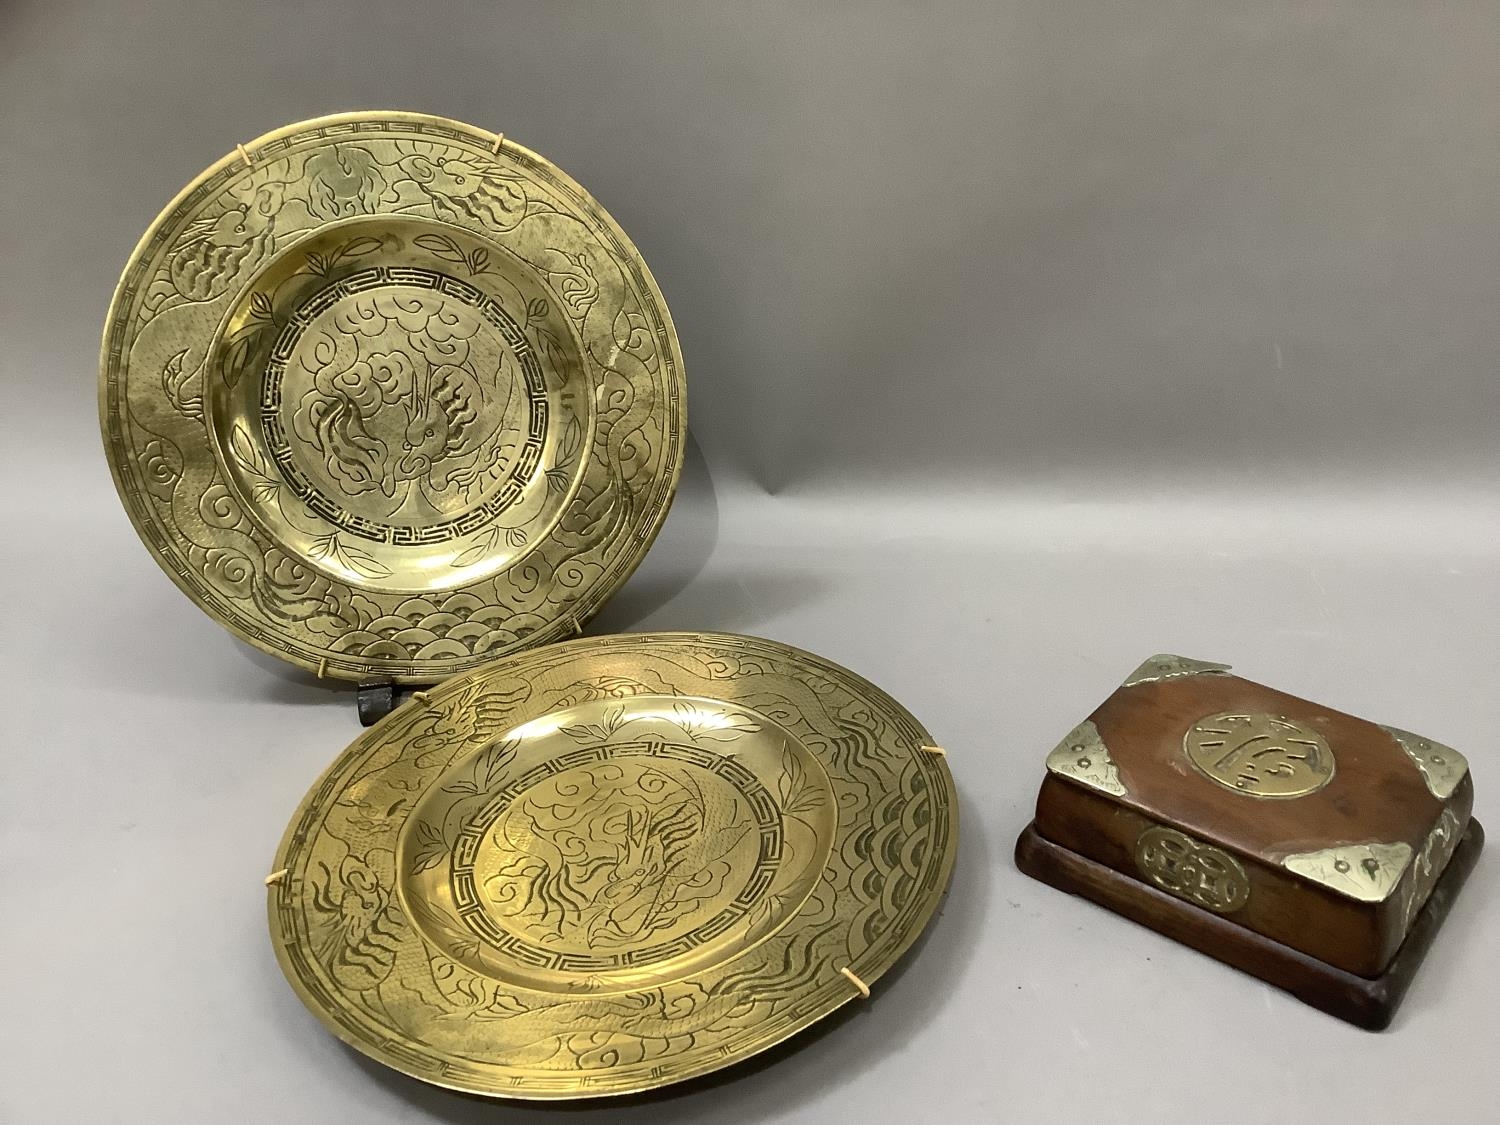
[100,110,686,683]
[267,631,959,1099]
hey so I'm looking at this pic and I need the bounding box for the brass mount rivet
[236,142,253,169]
[264,868,288,887]
[316,657,328,679]
[410,690,431,705]
[839,966,871,999]
[919,744,947,756]
[491,132,505,155]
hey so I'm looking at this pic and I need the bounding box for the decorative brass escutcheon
[1135,825,1251,913]
[1183,712,1335,799]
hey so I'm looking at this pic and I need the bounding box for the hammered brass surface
[101,112,686,682]
[267,632,959,1099]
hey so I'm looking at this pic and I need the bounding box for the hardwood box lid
[1031,655,1474,977]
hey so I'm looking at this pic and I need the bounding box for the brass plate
[267,632,958,1098]
[101,112,685,682]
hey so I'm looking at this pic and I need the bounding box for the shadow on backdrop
[586,429,719,633]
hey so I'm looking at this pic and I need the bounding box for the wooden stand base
[1014,818,1483,1030]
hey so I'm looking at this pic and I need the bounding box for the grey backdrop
[2,3,1496,1123]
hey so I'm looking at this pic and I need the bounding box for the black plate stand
[356,680,435,726]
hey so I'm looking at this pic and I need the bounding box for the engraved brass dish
[267,632,958,1098]
[101,112,685,682]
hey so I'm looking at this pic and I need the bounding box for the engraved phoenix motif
[286,288,517,513]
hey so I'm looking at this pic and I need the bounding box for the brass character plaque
[1183,712,1335,799]
[1136,826,1250,914]
[1282,841,1413,903]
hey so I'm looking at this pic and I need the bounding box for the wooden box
[1015,654,1482,1028]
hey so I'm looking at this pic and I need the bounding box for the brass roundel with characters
[101,112,686,682]
[267,633,959,1099]
[1183,712,1336,799]
[1135,825,1250,914]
